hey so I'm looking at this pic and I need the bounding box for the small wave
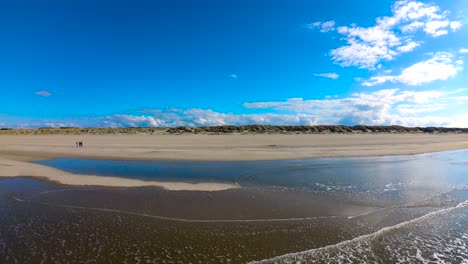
[11,196,25,202]
[250,200,468,263]
[38,202,344,223]
[348,190,448,219]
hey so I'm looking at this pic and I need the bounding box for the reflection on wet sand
[1,177,467,263]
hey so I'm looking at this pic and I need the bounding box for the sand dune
[2,125,468,135]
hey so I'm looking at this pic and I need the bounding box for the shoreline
[2,133,468,190]
[25,147,468,162]
[0,158,240,191]
[4,147,464,192]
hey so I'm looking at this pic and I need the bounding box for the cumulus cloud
[229,74,238,79]
[5,88,468,128]
[450,21,463,31]
[102,115,163,128]
[308,20,335,32]
[311,1,461,69]
[35,91,52,97]
[363,52,463,86]
[460,48,468,54]
[243,88,468,127]
[396,103,446,115]
[396,41,420,52]
[15,121,78,129]
[314,73,339,80]
[41,122,78,128]
[102,110,318,128]
[424,20,450,37]
[401,21,425,33]
[0,114,86,129]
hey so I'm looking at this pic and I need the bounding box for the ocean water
[0,150,466,263]
[251,197,468,263]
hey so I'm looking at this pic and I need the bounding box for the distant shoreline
[2,125,468,135]
[0,157,240,191]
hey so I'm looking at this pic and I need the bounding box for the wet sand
[1,178,466,264]
[2,148,468,263]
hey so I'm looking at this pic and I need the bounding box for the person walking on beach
[76,141,79,148]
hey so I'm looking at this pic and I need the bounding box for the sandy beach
[2,134,468,161]
[0,158,239,191]
[1,133,468,189]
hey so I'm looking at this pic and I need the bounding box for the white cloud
[10,121,77,129]
[397,41,420,52]
[229,74,238,79]
[40,122,78,128]
[424,20,449,37]
[103,115,163,127]
[5,88,468,128]
[35,91,51,97]
[320,21,336,32]
[312,1,460,69]
[363,52,463,86]
[330,27,400,69]
[460,48,468,54]
[396,103,446,115]
[401,21,425,33]
[308,20,335,32]
[450,21,463,31]
[308,22,321,28]
[243,88,468,127]
[314,72,339,80]
[102,110,318,127]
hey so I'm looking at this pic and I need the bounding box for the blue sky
[1,0,467,128]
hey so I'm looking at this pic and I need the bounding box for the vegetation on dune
[0,125,467,135]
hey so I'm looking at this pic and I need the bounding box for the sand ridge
[0,158,239,191]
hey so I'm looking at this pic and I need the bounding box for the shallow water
[0,150,466,263]
[252,194,468,264]
[37,150,468,205]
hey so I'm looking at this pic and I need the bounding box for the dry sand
[1,133,468,189]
